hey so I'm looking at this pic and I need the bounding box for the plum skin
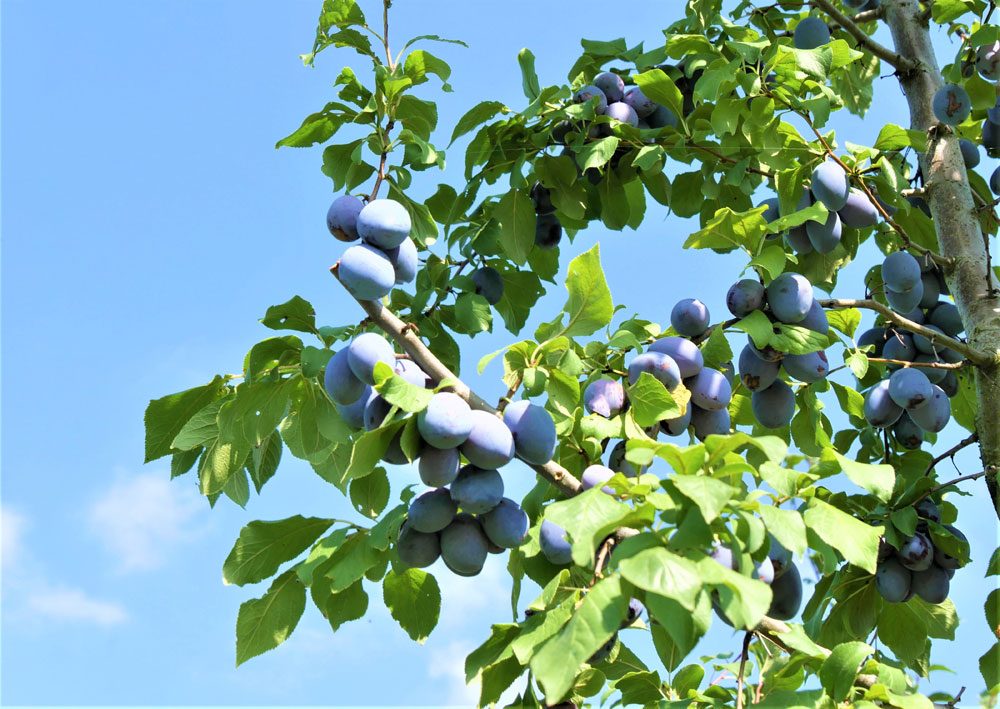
[357,198,412,249]
[539,519,573,565]
[339,243,397,301]
[502,400,557,464]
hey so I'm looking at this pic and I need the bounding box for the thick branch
[331,265,582,496]
[819,298,994,367]
[811,0,918,74]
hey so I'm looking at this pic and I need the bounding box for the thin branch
[736,632,752,709]
[381,0,393,69]
[590,537,615,587]
[692,317,740,345]
[497,375,523,413]
[368,119,395,201]
[754,617,877,688]
[811,0,919,74]
[685,143,775,179]
[924,432,979,475]
[819,298,995,367]
[331,264,583,496]
[866,356,966,370]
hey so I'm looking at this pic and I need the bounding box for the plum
[440,514,489,576]
[608,440,644,477]
[857,327,887,356]
[396,522,440,568]
[530,182,554,215]
[726,279,766,317]
[767,562,802,620]
[933,525,967,570]
[503,400,557,464]
[739,344,780,392]
[646,104,678,129]
[914,355,946,386]
[363,394,392,431]
[928,302,964,336]
[888,367,933,410]
[593,72,625,102]
[604,102,639,129]
[687,368,732,410]
[864,380,904,428]
[691,405,731,440]
[810,161,850,211]
[747,339,784,363]
[461,410,516,469]
[919,272,940,309]
[670,298,710,337]
[386,237,418,284]
[838,188,879,228]
[382,429,409,465]
[793,17,830,49]
[977,41,1000,81]
[932,84,971,125]
[798,300,830,335]
[783,350,829,383]
[785,228,815,255]
[886,283,924,314]
[710,543,735,570]
[986,118,1000,158]
[911,565,950,604]
[875,558,913,603]
[767,272,815,324]
[408,488,458,533]
[326,194,364,241]
[759,197,781,225]
[660,405,692,436]
[898,532,934,571]
[339,243,396,300]
[324,348,365,405]
[959,138,981,169]
[882,251,922,291]
[336,386,373,429]
[806,210,843,253]
[628,352,682,390]
[625,598,645,625]
[908,385,950,433]
[450,465,503,514]
[754,556,776,585]
[893,413,924,449]
[768,537,794,579]
[751,380,795,429]
[471,267,504,305]
[584,378,626,418]
[481,498,529,548]
[393,358,430,388]
[535,212,562,249]
[911,325,945,357]
[581,464,616,493]
[939,370,959,397]
[588,633,617,664]
[346,333,395,385]
[623,86,656,118]
[357,198,411,250]
[574,85,608,114]
[539,519,573,565]
[418,445,460,487]
[649,336,704,378]
[718,360,736,384]
[882,331,916,363]
[417,392,474,448]
[991,165,1000,196]
[915,498,940,523]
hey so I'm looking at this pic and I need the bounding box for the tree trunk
[882,0,1000,515]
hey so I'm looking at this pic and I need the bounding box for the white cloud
[1,504,27,570]
[88,471,205,572]
[26,587,128,626]
[428,640,481,705]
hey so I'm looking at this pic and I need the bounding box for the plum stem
[810,0,917,74]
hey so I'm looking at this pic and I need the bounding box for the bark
[882,0,1000,516]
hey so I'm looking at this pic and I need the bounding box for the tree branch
[924,432,979,475]
[754,616,876,689]
[819,298,995,367]
[736,631,752,709]
[811,0,919,74]
[866,356,966,370]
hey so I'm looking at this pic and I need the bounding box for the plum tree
[418,392,474,448]
[583,378,626,417]
[471,266,504,305]
[326,194,364,241]
[502,400,557,464]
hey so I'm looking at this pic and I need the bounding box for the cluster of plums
[711,538,803,622]
[858,251,964,448]
[730,272,830,429]
[572,71,679,133]
[328,195,417,301]
[875,499,967,604]
[323,331,558,577]
[531,182,563,250]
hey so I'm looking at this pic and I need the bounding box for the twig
[811,0,919,74]
[692,317,740,345]
[949,686,966,708]
[421,258,470,318]
[686,143,775,179]
[331,263,583,496]
[866,356,966,370]
[497,375,523,413]
[590,537,615,587]
[754,617,877,688]
[819,298,995,367]
[924,432,979,475]
[381,0,393,69]
[736,632,752,709]
[368,119,395,201]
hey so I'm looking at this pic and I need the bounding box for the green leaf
[769,323,827,355]
[312,532,384,595]
[217,379,294,450]
[574,136,620,171]
[804,499,882,573]
[449,100,506,146]
[826,449,895,502]
[618,547,701,610]
[170,448,201,478]
[628,372,683,427]
[454,293,493,334]
[820,641,873,701]
[670,475,737,524]
[317,579,368,632]
[544,489,654,567]
[750,245,787,280]
[987,547,1000,577]
[383,568,441,643]
[260,295,319,335]
[495,189,536,266]
[373,361,433,412]
[402,49,452,89]
[223,516,334,586]
[144,376,227,462]
[199,439,250,496]
[757,505,808,555]
[559,243,613,338]
[734,310,773,349]
[530,575,629,703]
[633,68,683,117]
[982,642,1000,691]
[223,468,251,508]
[700,326,734,369]
[467,624,521,682]
[235,569,306,666]
[517,48,540,100]
[171,398,227,451]
[877,601,927,661]
[349,467,390,518]
[827,309,861,338]
[250,433,283,493]
[683,207,767,253]
[344,423,401,482]
[696,557,773,629]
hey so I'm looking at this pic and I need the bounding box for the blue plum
[767,562,802,620]
[767,272,814,324]
[649,336,704,378]
[898,532,934,571]
[539,519,573,565]
[793,17,830,49]
[919,272,940,309]
[882,251,922,291]
[396,522,440,568]
[886,283,924,313]
[581,464,615,493]
[393,358,430,388]
[660,405,692,436]
[386,237,418,284]
[687,368,732,411]
[604,102,639,129]
[751,380,795,428]
[784,190,814,254]
[418,445,460,487]
[646,104,678,129]
[535,213,562,249]
[357,198,411,249]
[882,331,916,363]
[450,465,503,514]
[991,165,1000,196]
[471,267,504,305]
[726,279,765,317]
[461,410,516,469]
[593,72,625,102]
[977,41,1000,81]
[915,499,940,523]
[747,339,784,363]
[959,138,981,169]
[481,498,529,548]
[628,352,682,390]
[347,332,396,384]
[326,194,364,242]
[339,243,396,300]
[857,327,887,356]
[932,84,971,125]
[806,210,843,253]
[363,394,392,431]
[584,378,626,418]
[939,370,959,397]
[690,405,731,440]
[670,298,710,337]
[503,400,557,464]
[440,514,489,576]
[768,537,793,579]
[933,525,967,570]
[911,565,950,604]
[908,384,950,433]
[382,429,409,465]
[336,386,373,429]
[623,86,656,118]
[864,380,904,428]
[530,182,555,215]
[759,196,781,225]
[893,413,924,450]
[739,344,780,392]
[798,299,830,335]
[408,488,458,533]
[810,161,850,211]
[888,367,933,410]
[928,302,964,336]
[574,85,608,114]
[417,392,474,448]
[986,118,1000,157]
[783,350,829,382]
[324,348,365,405]
[608,440,644,477]
[837,188,879,228]
[875,558,912,603]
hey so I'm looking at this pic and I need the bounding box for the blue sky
[2,0,996,705]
